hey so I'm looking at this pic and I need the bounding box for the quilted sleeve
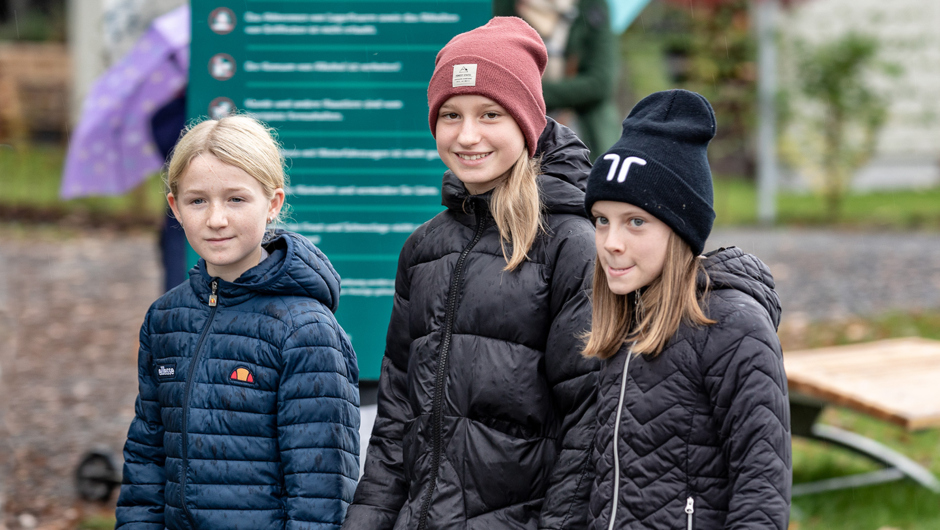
[704,302,791,529]
[539,219,601,530]
[115,311,167,530]
[278,313,360,529]
[342,236,416,529]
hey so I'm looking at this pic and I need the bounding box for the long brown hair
[490,150,544,271]
[582,231,716,359]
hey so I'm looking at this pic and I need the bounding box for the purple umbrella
[61,5,190,199]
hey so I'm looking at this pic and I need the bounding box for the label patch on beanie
[452,64,477,87]
[603,154,648,183]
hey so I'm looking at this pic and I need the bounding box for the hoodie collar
[699,246,782,329]
[189,230,341,312]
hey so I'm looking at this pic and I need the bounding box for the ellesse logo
[156,363,177,380]
[230,366,256,385]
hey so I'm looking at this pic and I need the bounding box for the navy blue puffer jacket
[116,230,360,530]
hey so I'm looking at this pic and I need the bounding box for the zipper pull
[208,280,218,307]
[685,496,694,530]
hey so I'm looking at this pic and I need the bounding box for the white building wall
[781,0,940,190]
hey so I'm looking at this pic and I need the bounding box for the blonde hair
[166,115,287,222]
[582,231,716,359]
[490,150,544,271]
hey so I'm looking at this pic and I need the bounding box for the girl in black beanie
[583,89,791,529]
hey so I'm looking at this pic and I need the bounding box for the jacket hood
[700,246,781,329]
[190,230,342,312]
[441,116,592,217]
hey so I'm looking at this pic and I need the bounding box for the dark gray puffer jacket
[343,118,600,530]
[589,247,791,530]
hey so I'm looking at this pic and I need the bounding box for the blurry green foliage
[779,32,900,221]
[619,0,756,176]
[0,3,66,42]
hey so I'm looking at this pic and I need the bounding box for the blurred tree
[0,0,65,41]
[779,32,897,220]
[626,0,803,178]
[648,0,758,176]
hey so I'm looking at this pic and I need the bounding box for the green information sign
[188,1,491,380]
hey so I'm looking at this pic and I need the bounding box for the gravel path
[0,225,938,528]
[708,228,940,321]
[0,227,160,530]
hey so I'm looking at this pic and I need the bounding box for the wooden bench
[784,337,940,495]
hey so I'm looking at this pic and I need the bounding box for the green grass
[0,144,166,226]
[2,145,938,231]
[791,409,940,530]
[714,177,940,230]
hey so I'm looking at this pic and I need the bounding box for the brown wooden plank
[784,337,940,430]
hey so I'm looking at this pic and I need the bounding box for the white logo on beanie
[603,154,647,183]
[452,64,477,87]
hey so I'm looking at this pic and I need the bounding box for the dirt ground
[0,223,938,529]
[0,225,160,530]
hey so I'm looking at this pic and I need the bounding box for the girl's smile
[457,152,492,162]
[605,264,634,277]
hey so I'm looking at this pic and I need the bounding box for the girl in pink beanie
[344,16,599,530]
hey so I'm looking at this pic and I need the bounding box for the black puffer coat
[343,119,599,530]
[589,247,791,530]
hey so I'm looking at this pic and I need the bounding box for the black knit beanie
[584,89,716,256]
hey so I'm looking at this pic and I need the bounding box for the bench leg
[792,418,940,496]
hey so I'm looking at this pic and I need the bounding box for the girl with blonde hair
[582,90,790,529]
[116,115,360,529]
[344,17,598,530]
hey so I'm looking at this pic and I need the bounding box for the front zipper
[685,496,694,530]
[180,279,219,527]
[416,202,487,530]
[607,345,633,530]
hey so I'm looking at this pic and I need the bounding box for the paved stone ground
[0,225,938,529]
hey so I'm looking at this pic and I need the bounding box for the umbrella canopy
[608,0,653,34]
[60,5,190,199]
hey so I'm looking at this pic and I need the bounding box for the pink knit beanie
[427,17,548,157]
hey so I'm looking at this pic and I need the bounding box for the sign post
[189,1,491,380]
